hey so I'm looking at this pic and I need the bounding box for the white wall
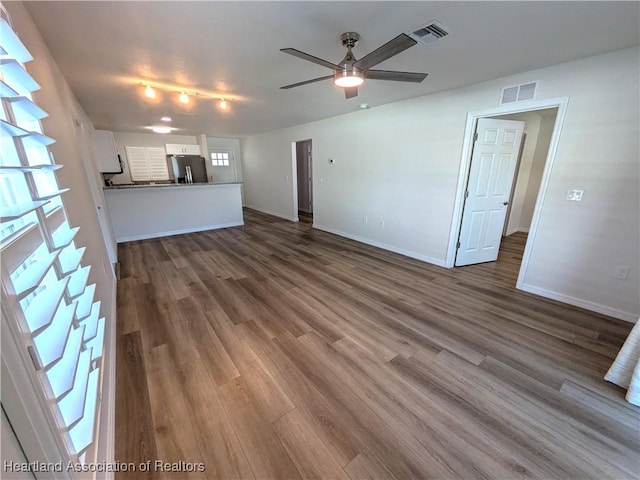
[520,114,554,231]
[241,47,640,320]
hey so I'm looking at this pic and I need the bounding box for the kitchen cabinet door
[92,130,120,172]
[165,143,201,155]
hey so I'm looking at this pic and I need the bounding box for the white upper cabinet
[165,143,201,156]
[91,130,120,172]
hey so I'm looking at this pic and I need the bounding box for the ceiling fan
[280,32,428,99]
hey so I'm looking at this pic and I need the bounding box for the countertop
[104,182,242,190]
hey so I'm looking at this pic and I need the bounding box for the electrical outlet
[566,189,584,201]
[613,266,630,280]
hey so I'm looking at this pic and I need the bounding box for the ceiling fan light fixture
[144,85,156,98]
[334,67,364,88]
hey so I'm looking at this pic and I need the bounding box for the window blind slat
[74,284,96,320]
[0,58,40,93]
[0,18,32,63]
[32,300,76,368]
[45,325,85,398]
[86,318,105,362]
[7,95,47,120]
[0,164,61,172]
[13,250,60,298]
[68,368,100,455]
[34,188,69,201]
[0,220,37,250]
[57,347,92,427]
[66,265,90,299]
[0,78,18,97]
[0,199,49,220]
[79,301,101,338]
[21,131,55,148]
[23,275,70,333]
[58,246,85,275]
[52,226,79,249]
[0,119,55,146]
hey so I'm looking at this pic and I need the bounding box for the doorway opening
[294,139,313,223]
[447,98,568,289]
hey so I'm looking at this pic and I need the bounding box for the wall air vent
[408,21,450,45]
[500,82,538,105]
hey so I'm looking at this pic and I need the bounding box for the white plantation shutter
[125,145,168,181]
[1,12,106,461]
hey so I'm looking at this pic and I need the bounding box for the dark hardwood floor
[115,209,638,480]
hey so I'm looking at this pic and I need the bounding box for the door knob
[503,202,509,206]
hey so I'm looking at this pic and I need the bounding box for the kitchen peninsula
[104,182,243,242]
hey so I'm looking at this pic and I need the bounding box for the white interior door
[455,118,525,266]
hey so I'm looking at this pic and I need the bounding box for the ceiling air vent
[408,21,450,45]
[500,82,538,105]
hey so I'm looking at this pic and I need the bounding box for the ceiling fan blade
[280,75,333,90]
[354,34,417,71]
[366,69,428,83]
[344,87,358,99]
[280,48,339,70]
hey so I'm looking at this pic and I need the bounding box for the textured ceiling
[22,1,640,138]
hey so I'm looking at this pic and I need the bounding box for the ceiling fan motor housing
[340,32,360,48]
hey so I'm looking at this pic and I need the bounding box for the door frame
[445,97,569,290]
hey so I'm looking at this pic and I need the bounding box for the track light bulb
[218,98,229,110]
[144,85,156,98]
[179,92,189,104]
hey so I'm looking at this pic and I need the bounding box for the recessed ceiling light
[161,116,172,122]
[151,126,172,134]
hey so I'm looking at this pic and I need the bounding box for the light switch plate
[566,189,584,201]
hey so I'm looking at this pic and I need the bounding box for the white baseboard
[521,284,638,323]
[244,205,297,222]
[116,222,244,243]
[313,224,447,268]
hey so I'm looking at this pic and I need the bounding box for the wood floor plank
[272,409,350,480]
[145,344,206,479]
[115,208,638,480]
[115,332,157,480]
[177,358,254,480]
[235,320,362,467]
[217,377,302,479]
[176,297,239,385]
[116,277,139,336]
[204,307,295,421]
[344,451,397,480]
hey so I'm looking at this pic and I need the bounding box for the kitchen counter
[105,181,242,189]
[103,182,243,242]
